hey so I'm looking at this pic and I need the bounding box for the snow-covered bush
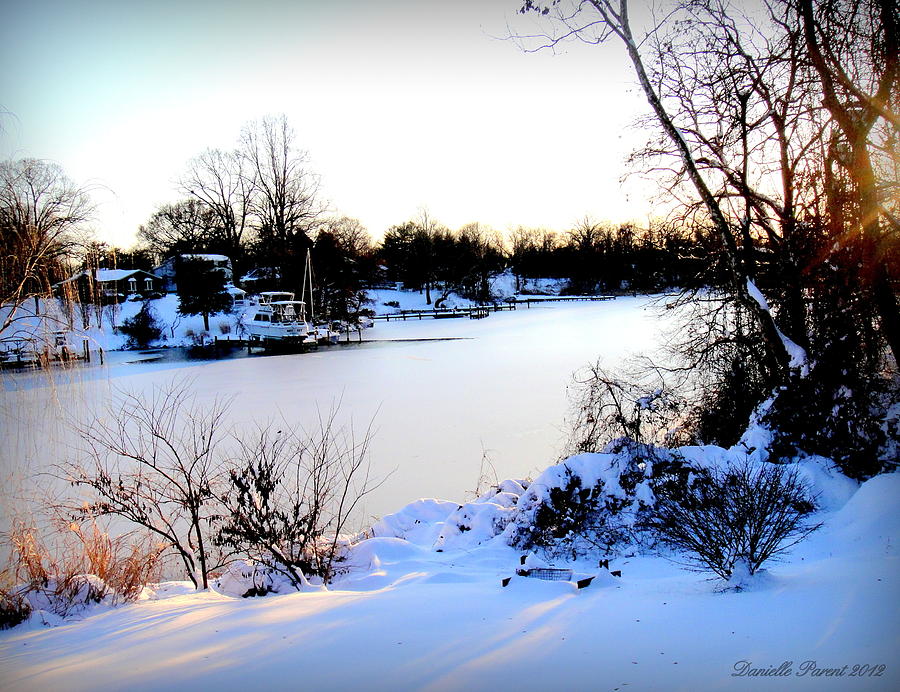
[371,499,460,543]
[644,458,820,584]
[763,369,898,480]
[496,434,824,580]
[212,560,298,598]
[504,449,660,558]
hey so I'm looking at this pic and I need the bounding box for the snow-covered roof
[55,268,159,286]
[96,269,141,282]
[182,254,230,262]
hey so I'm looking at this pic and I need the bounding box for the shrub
[645,459,820,585]
[507,447,666,558]
[0,519,163,627]
[527,468,607,554]
[216,410,378,588]
[184,329,210,346]
[0,588,31,629]
[62,383,227,590]
[118,301,162,348]
[563,361,690,457]
[764,369,895,480]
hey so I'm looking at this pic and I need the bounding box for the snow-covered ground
[0,465,896,691]
[2,288,897,690]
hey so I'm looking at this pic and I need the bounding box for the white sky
[1,0,657,247]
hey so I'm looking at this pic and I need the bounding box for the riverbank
[1,458,896,692]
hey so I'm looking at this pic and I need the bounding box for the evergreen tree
[175,257,232,331]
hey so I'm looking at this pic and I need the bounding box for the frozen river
[1,296,672,528]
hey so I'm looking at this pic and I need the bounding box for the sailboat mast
[305,250,315,323]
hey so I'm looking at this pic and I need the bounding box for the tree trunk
[614,11,793,378]
[799,0,900,365]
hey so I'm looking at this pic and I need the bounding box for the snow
[746,278,809,375]
[367,273,572,313]
[93,268,153,282]
[0,468,896,690]
[0,294,245,355]
[1,288,897,689]
[182,254,230,262]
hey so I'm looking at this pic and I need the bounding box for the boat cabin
[257,291,296,304]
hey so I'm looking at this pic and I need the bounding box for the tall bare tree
[137,199,219,262]
[518,0,800,378]
[0,158,92,332]
[797,0,900,362]
[178,148,255,263]
[414,208,443,305]
[240,115,323,291]
[517,0,898,473]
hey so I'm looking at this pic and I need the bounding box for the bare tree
[518,0,799,378]
[568,215,603,253]
[0,158,92,332]
[240,115,324,291]
[136,199,219,261]
[317,215,373,258]
[413,208,443,305]
[178,148,256,263]
[455,221,505,301]
[60,383,229,590]
[216,408,379,587]
[508,226,539,292]
[797,0,900,363]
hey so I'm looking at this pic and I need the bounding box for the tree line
[2,126,719,329]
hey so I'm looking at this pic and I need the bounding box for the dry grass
[1,518,165,628]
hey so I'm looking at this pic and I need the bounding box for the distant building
[153,254,234,292]
[53,268,163,303]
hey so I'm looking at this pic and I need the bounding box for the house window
[144,277,153,291]
[128,278,137,293]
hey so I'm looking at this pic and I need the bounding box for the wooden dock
[372,303,516,322]
[371,295,614,322]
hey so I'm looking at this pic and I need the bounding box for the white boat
[242,292,316,344]
[309,323,341,345]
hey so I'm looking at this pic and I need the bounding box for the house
[53,268,163,304]
[153,254,234,292]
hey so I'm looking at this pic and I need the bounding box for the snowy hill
[1,458,896,691]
